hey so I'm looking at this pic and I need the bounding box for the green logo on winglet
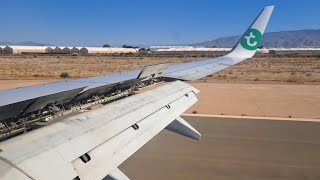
[241,28,262,50]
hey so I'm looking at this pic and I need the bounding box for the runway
[120,116,320,180]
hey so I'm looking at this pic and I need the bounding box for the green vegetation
[60,72,70,78]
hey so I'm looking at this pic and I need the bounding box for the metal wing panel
[0,70,140,108]
[178,63,232,81]
[0,99,36,122]
[138,63,170,79]
[72,87,198,180]
[0,158,32,180]
[24,87,85,114]
[0,81,198,180]
[0,82,86,107]
[18,149,78,180]
[163,56,235,80]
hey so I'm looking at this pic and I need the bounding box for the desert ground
[0,53,320,84]
[187,82,320,119]
[0,52,320,179]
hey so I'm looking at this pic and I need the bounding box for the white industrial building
[155,47,231,52]
[52,47,63,54]
[80,47,110,54]
[111,48,138,54]
[2,46,48,54]
[79,47,103,54]
[62,47,72,54]
[70,47,81,54]
[0,45,139,55]
[152,46,320,54]
[79,47,88,54]
[268,47,320,51]
[45,47,54,53]
[80,47,138,54]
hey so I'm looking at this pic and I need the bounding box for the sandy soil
[0,54,204,79]
[0,79,58,90]
[201,56,320,84]
[187,82,320,119]
[0,53,319,84]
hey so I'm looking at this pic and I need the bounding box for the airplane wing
[0,6,274,180]
[0,81,200,180]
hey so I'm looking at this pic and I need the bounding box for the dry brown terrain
[0,79,58,90]
[0,54,204,80]
[201,55,320,84]
[0,53,319,84]
[187,83,320,119]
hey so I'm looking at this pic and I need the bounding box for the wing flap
[72,86,198,180]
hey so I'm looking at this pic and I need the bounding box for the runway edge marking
[182,113,320,122]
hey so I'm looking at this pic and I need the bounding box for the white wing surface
[0,81,199,180]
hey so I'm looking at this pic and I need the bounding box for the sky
[0,0,319,46]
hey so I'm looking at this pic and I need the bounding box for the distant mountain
[0,41,52,46]
[192,29,320,48]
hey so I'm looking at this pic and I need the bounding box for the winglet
[227,6,274,61]
[165,116,202,140]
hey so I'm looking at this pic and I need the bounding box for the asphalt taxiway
[120,116,320,180]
